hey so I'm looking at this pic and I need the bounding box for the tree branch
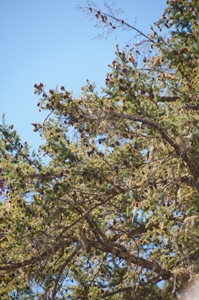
[57,191,120,240]
[180,176,199,193]
[99,11,154,43]
[51,245,80,300]
[85,238,172,279]
[107,110,196,177]
[185,104,199,110]
[176,248,199,267]
[111,222,159,242]
[101,286,134,298]
[159,96,178,102]
[77,5,154,43]
[108,110,180,153]
[0,239,74,271]
[74,203,102,242]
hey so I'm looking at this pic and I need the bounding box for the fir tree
[0,0,199,299]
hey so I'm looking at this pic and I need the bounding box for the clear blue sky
[0,0,167,151]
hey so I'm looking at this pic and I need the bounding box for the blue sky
[0,0,167,151]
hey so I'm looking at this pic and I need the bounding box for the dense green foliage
[0,0,199,299]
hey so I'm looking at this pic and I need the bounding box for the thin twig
[42,110,53,130]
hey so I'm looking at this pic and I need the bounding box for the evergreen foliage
[0,0,199,299]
